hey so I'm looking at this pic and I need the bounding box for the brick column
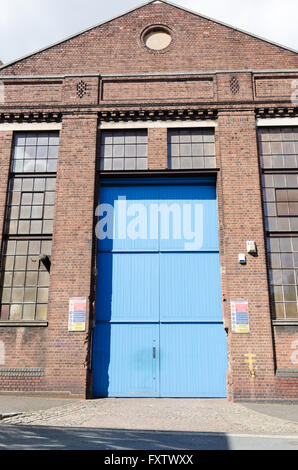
[217,110,276,401]
[148,127,168,170]
[45,113,98,397]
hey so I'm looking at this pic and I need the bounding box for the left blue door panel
[99,185,159,252]
[92,323,159,397]
[97,253,159,323]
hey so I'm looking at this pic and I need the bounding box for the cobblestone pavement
[1,398,298,436]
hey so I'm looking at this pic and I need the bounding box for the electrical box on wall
[246,241,257,254]
[239,254,246,264]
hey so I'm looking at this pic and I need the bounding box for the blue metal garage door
[92,178,228,398]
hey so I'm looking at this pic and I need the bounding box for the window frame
[100,129,148,171]
[0,131,59,324]
[167,128,216,170]
[259,126,298,323]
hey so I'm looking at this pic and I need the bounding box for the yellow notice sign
[68,297,87,332]
[231,300,250,334]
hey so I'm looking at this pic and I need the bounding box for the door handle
[153,346,156,359]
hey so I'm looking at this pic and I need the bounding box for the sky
[0,0,297,65]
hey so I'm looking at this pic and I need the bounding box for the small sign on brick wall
[68,297,87,332]
[231,300,250,333]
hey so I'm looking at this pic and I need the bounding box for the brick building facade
[0,0,297,401]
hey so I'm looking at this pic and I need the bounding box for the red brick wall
[148,128,168,170]
[0,328,47,393]
[218,111,276,401]
[255,76,298,99]
[0,1,297,400]
[273,326,298,370]
[0,116,98,397]
[216,72,254,102]
[62,77,99,106]
[43,113,98,396]
[3,80,62,104]
[101,77,214,102]
[0,116,297,399]
[1,2,297,77]
[275,378,298,400]
[1,72,297,108]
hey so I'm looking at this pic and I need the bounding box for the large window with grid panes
[0,132,58,322]
[259,126,298,320]
[167,128,216,170]
[100,129,148,171]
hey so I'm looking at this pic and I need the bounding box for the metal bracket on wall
[244,353,257,380]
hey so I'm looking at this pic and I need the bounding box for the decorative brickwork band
[0,368,45,378]
[76,81,88,99]
[276,369,298,378]
[230,76,240,95]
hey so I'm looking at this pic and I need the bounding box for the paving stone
[1,399,298,436]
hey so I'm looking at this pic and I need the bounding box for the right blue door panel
[158,184,219,252]
[93,179,228,398]
[160,323,228,397]
[160,252,222,322]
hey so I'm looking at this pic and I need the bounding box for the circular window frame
[141,24,174,54]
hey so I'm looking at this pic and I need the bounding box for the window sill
[272,319,298,326]
[0,321,48,327]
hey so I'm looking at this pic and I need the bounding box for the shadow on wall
[0,425,231,450]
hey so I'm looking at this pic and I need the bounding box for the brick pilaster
[218,110,276,401]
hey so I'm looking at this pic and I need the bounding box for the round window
[143,27,172,51]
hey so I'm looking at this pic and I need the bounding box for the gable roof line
[164,0,298,54]
[0,0,151,71]
[0,0,297,72]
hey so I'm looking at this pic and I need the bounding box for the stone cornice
[255,107,298,119]
[0,111,62,123]
[98,108,218,122]
[2,107,298,123]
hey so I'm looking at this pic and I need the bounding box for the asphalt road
[0,425,297,450]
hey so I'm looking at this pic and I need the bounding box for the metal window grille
[0,132,59,322]
[267,236,298,320]
[260,127,298,320]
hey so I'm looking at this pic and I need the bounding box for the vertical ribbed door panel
[92,179,228,397]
